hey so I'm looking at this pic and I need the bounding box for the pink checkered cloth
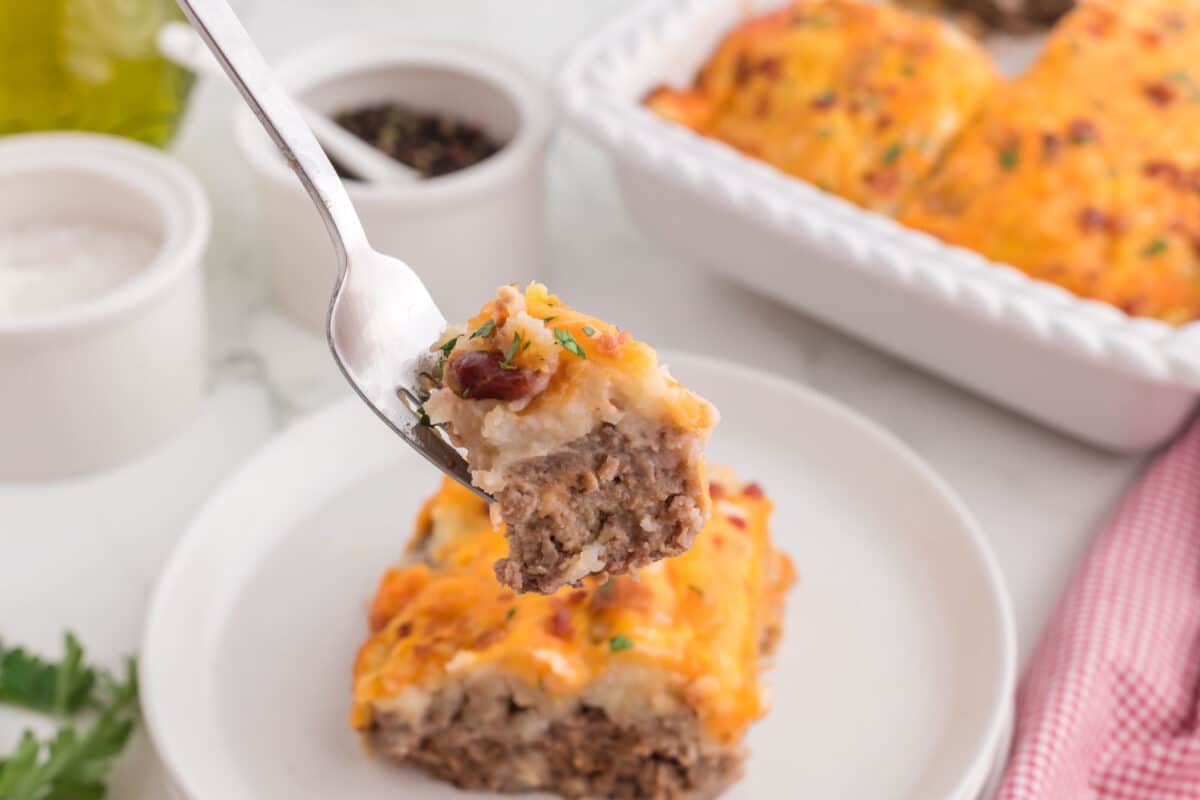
[996,418,1200,800]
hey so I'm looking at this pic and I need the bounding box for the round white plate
[143,353,1016,800]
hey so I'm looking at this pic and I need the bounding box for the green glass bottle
[0,0,195,147]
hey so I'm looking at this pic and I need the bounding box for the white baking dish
[556,0,1200,453]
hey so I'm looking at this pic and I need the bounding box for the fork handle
[174,0,368,277]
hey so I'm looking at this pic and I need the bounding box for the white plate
[142,353,1016,800]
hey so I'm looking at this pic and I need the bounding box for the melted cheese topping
[352,469,795,745]
[424,283,719,484]
[900,0,1200,324]
[644,0,997,212]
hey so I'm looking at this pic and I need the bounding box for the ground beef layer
[493,421,707,595]
[366,675,741,800]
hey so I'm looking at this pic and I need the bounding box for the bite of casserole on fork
[420,282,719,594]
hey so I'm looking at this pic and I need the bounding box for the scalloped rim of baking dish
[555,0,1200,390]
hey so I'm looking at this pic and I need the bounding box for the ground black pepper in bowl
[329,102,504,180]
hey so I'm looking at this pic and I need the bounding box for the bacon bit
[1041,133,1062,161]
[448,350,550,401]
[567,589,589,606]
[743,482,765,499]
[1144,81,1177,107]
[1145,160,1183,184]
[735,53,754,86]
[811,90,837,111]
[758,56,782,79]
[1078,207,1126,234]
[474,627,505,649]
[596,330,632,355]
[546,607,575,640]
[396,622,413,639]
[713,535,727,547]
[875,113,894,132]
[729,515,747,530]
[709,482,726,500]
[1068,118,1099,145]
[863,169,901,194]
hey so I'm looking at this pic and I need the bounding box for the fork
[175,0,486,499]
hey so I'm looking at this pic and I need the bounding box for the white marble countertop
[0,0,1150,795]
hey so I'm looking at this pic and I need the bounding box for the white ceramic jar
[234,37,555,332]
[0,133,210,481]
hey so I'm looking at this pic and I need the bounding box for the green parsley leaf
[469,319,496,340]
[541,316,558,324]
[0,633,95,717]
[609,634,634,653]
[687,584,705,597]
[900,63,916,77]
[998,144,1020,171]
[582,326,596,337]
[416,405,433,426]
[882,143,904,164]
[506,608,517,621]
[438,336,460,358]
[1142,237,1169,258]
[462,386,472,399]
[499,334,522,370]
[0,640,139,800]
[554,329,587,359]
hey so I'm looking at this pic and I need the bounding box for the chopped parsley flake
[541,316,558,324]
[554,328,587,359]
[439,336,460,357]
[469,319,496,339]
[998,144,1020,171]
[506,608,516,621]
[688,584,705,597]
[500,334,522,370]
[882,143,904,164]
[901,63,916,77]
[609,634,634,653]
[582,325,597,337]
[462,386,472,399]
[1142,237,1169,258]
[417,405,433,426]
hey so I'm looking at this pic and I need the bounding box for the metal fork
[175,0,485,498]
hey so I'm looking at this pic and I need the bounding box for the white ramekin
[0,133,210,482]
[234,37,555,332]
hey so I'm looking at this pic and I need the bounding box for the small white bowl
[235,37,555,332]
[0,133,210,482]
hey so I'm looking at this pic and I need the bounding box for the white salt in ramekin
[234,36,554,332]
[0,133,210,482]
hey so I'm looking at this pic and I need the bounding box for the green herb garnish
[554,329,587,359]
[438,336,460,358]
[541,316,558,324]
[469,319,496,340]
[500,334,522,370]
[0,634,140,800]
[998,144,1020,171]
[0,634,94,716]
[462,387,472,399]
[609,635,634,653]
[417,405,433,426]
[688,584,705,597]
[582,326,596,337]
[882,143,903,164]
[1142,237,1169,258]
[506,608,517,621]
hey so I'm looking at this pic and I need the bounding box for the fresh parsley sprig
[0,634,140,800]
